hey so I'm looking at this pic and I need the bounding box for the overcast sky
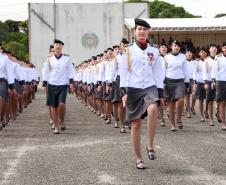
[0,0,225,21]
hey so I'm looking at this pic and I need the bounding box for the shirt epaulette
[150,43,157,48]
[63,54,70,57]
[216,54,222,57]
[127,43,134,47]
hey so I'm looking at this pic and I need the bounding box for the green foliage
[127,0,201,18]
[0,20,28,61]
[3,41,28,61]
[5,20,20,32]
[215,13,226,18]
[0,21,9,42]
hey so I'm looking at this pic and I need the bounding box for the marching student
[42,45,54,127]
[164,40,189,131]
[185,48,195,118]
[116,38,130,133]
[0,46,16,130]
[112,45,120,128]
[212,42,226,130]
[193,48,207,122]
[42,39,74,134]
[203,44,217,126]
[103,48,115,124]
[121,19,164,169]
[158,43,168,126]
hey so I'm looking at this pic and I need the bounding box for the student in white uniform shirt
[95,54,104,117]
[5,51,18,121]
[116,38,130,133]
[203,44,217,126]
[158,43,167,127]
[42,39,74,134]
[111,45,120,129]
[193,48,207,122]
[121,19,164,169]
[212,42,226,130]
[164,40,189,131]
[103,48,115,124]
[43,45,54,127]
[184,48,195,119]
[0,46,16,130]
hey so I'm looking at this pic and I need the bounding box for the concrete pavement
[0,91,226,185]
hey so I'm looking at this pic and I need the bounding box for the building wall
[29,3,124,79]
[124,3,148,18]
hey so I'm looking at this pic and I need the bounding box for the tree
[0,21,9,43]
[19,20,28,34]
[215,13,226,18]
[3,41,28,61]
[127,0,201,18]
[5,20,20,32]
[0,20,29,61]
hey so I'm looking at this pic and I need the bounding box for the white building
[29,2,148,78]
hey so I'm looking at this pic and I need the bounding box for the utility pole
[54,0,56,39]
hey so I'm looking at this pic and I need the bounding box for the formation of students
[0,44,39,130]
[42,19,226,169]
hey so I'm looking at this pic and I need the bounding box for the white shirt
[43,54,74,85]
[118,53,128,88]
[212,54,226,81]
[82,67,89,83]
[0,53,15,84]
[164,53,189,82]
[186,59,195,81]
[158,55,166,88]
[193,59,205,83]
[104,58,117,83]
[203,56,215,82]
[120,43,163,89]
[97,61,105,82]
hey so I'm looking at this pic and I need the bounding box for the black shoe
[0,125,3,130]
[177,122,183,129]
[146,147,156,160]
[60,126,66,131]
[215,113,222,123]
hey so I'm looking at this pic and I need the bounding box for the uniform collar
[54,54,63,59]
[135,40,148,50]
[171,52,179,56]
[210,55,215,60]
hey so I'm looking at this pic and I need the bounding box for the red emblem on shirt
[147,52,154,64]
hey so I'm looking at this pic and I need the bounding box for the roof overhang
[124,18,226,32]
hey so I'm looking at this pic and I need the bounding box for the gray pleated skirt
[206,81,216,101]
[196,82,206,100]
[164,78,185,102]
[112,75,121,103]
[126,86,159,122]
[216,81,226,102]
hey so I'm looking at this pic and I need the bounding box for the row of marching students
[74,39,130,133]
[73,18,226,169]
[0,44,39,130]
[158,42,226,130]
